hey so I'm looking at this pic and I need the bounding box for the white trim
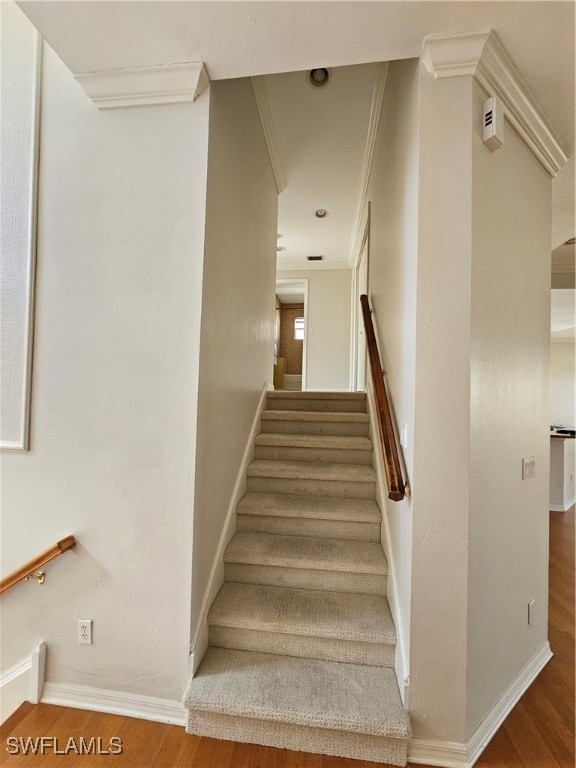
[365,382,410,704]
[0,642,45,723]
[1,33,42,452]
[349,62,388,267]
[550,497,576,512]
[29,641,46,704]
[189,383,269,675]
[421,31,568,177]
[276,279,309,392]
[41,682,186,726]
[251,76,287,194]
[277,261,351,272]
[75,62,209,110]
[409,641,553,767]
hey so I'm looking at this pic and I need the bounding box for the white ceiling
[18,0,575,154]
[18,1,574,257]
[551,289,576,341]
[271,63,380,267]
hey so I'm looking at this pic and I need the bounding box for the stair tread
[268,392,367,401]
[248,459,376,482]
[237,492,381,522]
[185,648,410,739]
[224,532,387,574]
[209,582,396,644]
[255,433,372,451]
[262,410,369,423]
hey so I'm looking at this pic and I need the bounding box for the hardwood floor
[2,509,573,768]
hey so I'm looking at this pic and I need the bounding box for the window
[294,317,305,340]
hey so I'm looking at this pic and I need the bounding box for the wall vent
[482,96,504,152]
[307,255,324,261]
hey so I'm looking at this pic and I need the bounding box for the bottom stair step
[184,647,411,765]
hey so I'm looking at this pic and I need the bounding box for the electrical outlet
[522,457,536,480]
[527,600,535,625]
[78,619,93,644]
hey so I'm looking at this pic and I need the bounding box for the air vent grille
[307,255,324,262]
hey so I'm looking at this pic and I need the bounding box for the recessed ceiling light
[308,68,330,88]
[315,209,328,218]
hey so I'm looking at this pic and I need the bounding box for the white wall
[550,341,576,425]
[277,269,351,391]
[364,58,419,689]
[191,79,278,634]
[467,79,552,736]
[1,37,209,705]
[410,69,473,743]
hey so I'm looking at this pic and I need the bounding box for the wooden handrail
[0,536,76,594]
[360,295,406,501]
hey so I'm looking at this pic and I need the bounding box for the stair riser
[267,398,366,413]
[247,476,376,499]
[237,514,380,542]
[187,712,408,766]
[224,563,387,595]
[209,626,395,668]
[254,445,372,465]
[261,420,369,437]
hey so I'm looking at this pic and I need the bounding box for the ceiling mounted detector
[314,209,328,219]
[308,68,330,88]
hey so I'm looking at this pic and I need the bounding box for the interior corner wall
[277,269,352,391]
[466,79,553,736]
[365,58,419,685]
[191,78,277,629]
[1,39,209,703]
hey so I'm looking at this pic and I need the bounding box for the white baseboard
[41,682,186,726]
[0,642,46,724]
[550,495,575,512]
[189,382,270,676]
[409,641,553,767]
[365,382,410,706]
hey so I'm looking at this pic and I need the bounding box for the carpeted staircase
[184,391,411,765]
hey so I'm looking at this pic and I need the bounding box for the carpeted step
[185,648,410,765]
[208,582,396,667]
[246,459,376,499]
[267,391,367,413]
[224,532,388,594]
[236,492,381,541]
[254,432,373,465]
[261,409,369,436]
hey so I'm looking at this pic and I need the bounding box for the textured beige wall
[365,58,420,692]
[191,78,278,635]
[466,78,552,736]
[1,40,209,703]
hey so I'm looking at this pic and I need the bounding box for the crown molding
[251,76,287,194]
[421,31,568,177]
[75,62,209,110]
[349,62,389,266]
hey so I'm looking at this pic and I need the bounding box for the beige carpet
[184,391,411,765]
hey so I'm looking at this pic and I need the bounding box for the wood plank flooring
[2,509,573,768]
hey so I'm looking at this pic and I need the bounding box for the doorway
[274,279,308,391]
